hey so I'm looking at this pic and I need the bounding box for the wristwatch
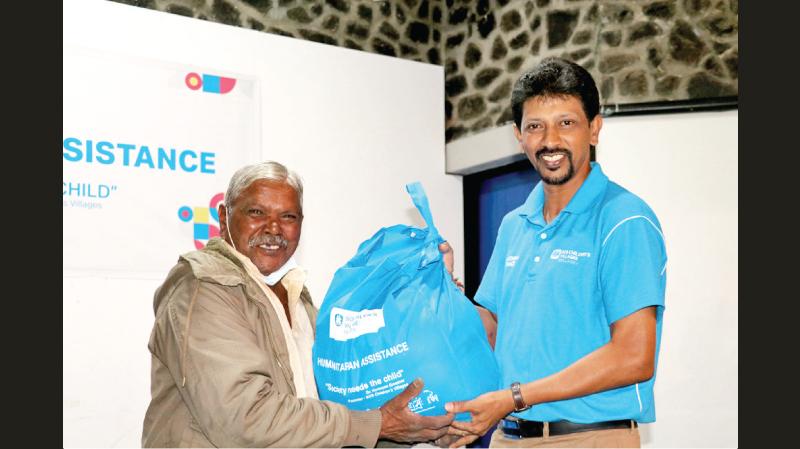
[510,381,529,412]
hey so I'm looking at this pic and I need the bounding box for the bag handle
[405,182,440,240]
[405,182,445,268]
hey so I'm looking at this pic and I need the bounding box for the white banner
[63,2,454,447]
[63,46,260,274]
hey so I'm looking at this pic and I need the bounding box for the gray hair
[224,161,304,213]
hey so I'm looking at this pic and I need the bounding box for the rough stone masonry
[112,0,738,143]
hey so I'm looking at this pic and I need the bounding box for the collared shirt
[231,247,319,399]
[475,162,667,423]
[281,268,319,400]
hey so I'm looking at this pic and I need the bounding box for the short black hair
[511,57,600,128]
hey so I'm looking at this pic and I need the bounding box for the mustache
[535,146,571,158]
[248,234,288,248]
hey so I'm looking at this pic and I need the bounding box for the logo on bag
[550,248,591,264]
[408,389,440,413]
[505,255,520,267]
[424,389,439,404]
[329,307,386,341]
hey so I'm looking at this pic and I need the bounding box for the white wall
[63,1,462,447]
[598,110,738,448]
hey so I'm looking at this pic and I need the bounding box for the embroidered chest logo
[550,249,592,264]
[505,255,520,267]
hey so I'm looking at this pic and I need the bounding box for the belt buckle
[500,418,523,440]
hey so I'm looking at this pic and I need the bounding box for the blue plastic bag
[313,182,500,420]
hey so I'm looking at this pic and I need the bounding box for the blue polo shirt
[475,162,666,424]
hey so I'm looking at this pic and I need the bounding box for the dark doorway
[462,159,540,301]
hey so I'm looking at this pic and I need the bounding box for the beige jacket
[142,238,381,447]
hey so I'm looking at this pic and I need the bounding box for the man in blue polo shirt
[444,57,667,448]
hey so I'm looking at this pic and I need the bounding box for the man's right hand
[379,378,454,443]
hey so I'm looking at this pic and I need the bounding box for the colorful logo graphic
[185,72,237,94]
[178,193,225,249]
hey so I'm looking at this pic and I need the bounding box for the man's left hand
[444,389,514,448]
[433,433,464,448]
[439,241,454,274]
[439,242,464,292]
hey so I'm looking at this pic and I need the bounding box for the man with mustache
[142,161,454,447]
[444,57,667,448]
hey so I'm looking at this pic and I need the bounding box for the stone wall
[109,0,738,143]
[442,0,738,141]
[113,0,445,63]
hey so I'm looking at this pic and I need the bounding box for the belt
[500,417,637,439]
